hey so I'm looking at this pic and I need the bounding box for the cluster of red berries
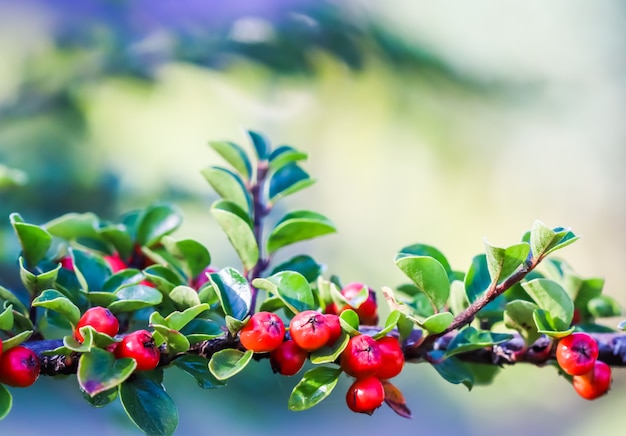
[76,306,161,371]
[555,332,612,400]
[239,283,404,415]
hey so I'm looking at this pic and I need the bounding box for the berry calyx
[340,334,382,379]
[346,376,385,415]
[556,332,599,376]
[269,340,308,376]
[325,314,342,347]
[289,310,331,352]
[74,306,120,343]
[239,311,285,353]
[114,330,160,371]
[375,336,405,380]
[572,360,612,400]
[0,346,41,387]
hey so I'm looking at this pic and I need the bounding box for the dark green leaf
[258,296,285,313]
[484,241,530,283]
[310,332,350,364]
[530,221,579,260]
[108,285,163,313]
[143,265,185,294]
[175,355,226,389]
[253,271,315,315]
[19,257,60,296]
[288,367,342,411]
[0,285,28,315]
[444,327,512,358]
[247,130,271,161]
[99,224,134,260]
[210,200,258,271]
[464,255,491,304]
[102,269,144,293]
[430,350,474,390]
[78,348,136,397]
[136,204,183,248]
[268,163,315,202]
[394,255,450,311]
[0,384,12,420]
[587,296,621,318]
[44,212,101,240]
[71,248,111,292]
[32,289,81,327]
[522,278,574,331]
[82,387,118,408]
[504,300,541,345]
[120,372,178,436]
[266,210,335,255]
[86,292,119,307]
[179,319,223,343]
[202,166,252,213]
[208,140,252,180]
[208,349,253,380]
[161,237,211,280]
[10,213,52,268]
[210,268,252,321]
[270,255,321,283]
[269,145,308,172]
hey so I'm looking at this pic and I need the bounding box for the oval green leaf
[109,284,163,313]
[288,367,342,411]
[10,213,52,268]
[202,166,252,213]
[209,349,253,380]
[484,240,530,283]
[522,278,574,331]
[268,163,315,203]
[266,210,336,255]
[0,384,12,421]
[174,355,227,389]
[395,255,450,311]
[32,289,81,327]
[161,236,211,280]
[269,145,308,172]
[78,348,136,397]
[270,255,321,283]
[136,204,183,248]
[247,130,271,160]
[210,267,252,321]
[444,327,512,358]
[209,140,252,180]
[252,271,315,314]
[210,200,258,271]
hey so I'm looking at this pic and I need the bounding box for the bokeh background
[1,0,625,434]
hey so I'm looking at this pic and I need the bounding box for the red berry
[325,314,342,347]
[114,330,160,371]
[269,340,308,376]
[289,310,331,352]
[556,333,599,376]
[59,256,74,271]
[340,334,382,379]
[239,312,285,353]
[74,306,120,343]
[341,282,379,326]
[375,336,405,380]
[572,360,612,400]
[104,254,127,273]
[0,346,40,387]
[346,376,385,415]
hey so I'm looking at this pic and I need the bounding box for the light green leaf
[136,204,183,248]
[99,224,134,260]
[19,257,60,296]
[266,210,335,255]
[0,305,14,331]
[339,309,360,335]
[210,200,258,271]
[202,166,252,213]
[161,237,211,280]
[503,300,541,345]
[420,312,454,334]
[587,296,622,318]
[208,140,252,180]
[484,240,530,283]
[530,220,579,260]
[169,286,201,310]
[269,145,308,172]
[10,213,52,268]
[0,285,28,315]
[394,255,450,311]
[252,271,315,314]
[522,278,574,331]
[270,255,321,283]
[32,289,81,327]
[533,309,575,338]
[310,333,350,364]
[396,243,453,280]
[0,384,12,420]
[288,367,342,411]
[44,212,101,240]
[372,310,402,339]
[1,330,33,351]
[209,349,253,380]
[108,284,163,314]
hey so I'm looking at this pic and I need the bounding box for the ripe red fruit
[325,314,342,346]
[375,336,405,380]
[239,312,285,353]
[346,376,385,415]
[104,254,127,273]
[556,332,599,376]
[572,360,612,400]
[331,282,379,326]
[59,255,74,271]
[114,330,160,371]
[269,340,308,376]
[340,334,382,379]
[0,346,41,387]
[289,310,331,352]
[74,306,120,343]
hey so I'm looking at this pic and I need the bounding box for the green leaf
[2,330,33,351]
[0,384,12,420]
[484,240,530,283]
[174,355,226,389]
[179,319,223,343]
[78,348,136,397]
[209,349,253,380]
[224,315,248,336]
[444,327,512,358]
[464,254,491,304]
[136,204,183,248]
[420,312,454,334]
[81,387,118,408]
[164,304,209,330]
[86,292,119,307]
[268,163,315,202]
[202,166,252,213]
[32,289,81,327]
[530,220,579,260]
[71,248,111,292]
[503,300,541,345]
[0,305,14,331]
[120,372,178,436]
[161,237,211,281]
[430,350,474,390]
[270,255,321,283]
[372,310,402,339]
[99,224,134,260]
[269,145,308,172]
[44,212,101,240]
[309,332,350,364]
[396,243,453,280]
[533,309,574,338]
[19,257,60,296]
[208,140,252,180]
[266,210,335,255]
[169,286,201,310]
[143,265,185,294]
[394,255,450,311]
[339,309,360,335]
[448,280,469,317]
[522,278,574,331]
[247,130,271,160]
[0,285,28,315]
[102,269,145,293]
[288,367,342,411]
[108,284,163,314]
[587,296,622,318]
[210,268,252,321]
[10,213,52,268]
[151,324,190,353]
[210,200,258,271]
[252,271,315,315]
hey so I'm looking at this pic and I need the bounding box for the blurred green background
[1,0,625,434]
